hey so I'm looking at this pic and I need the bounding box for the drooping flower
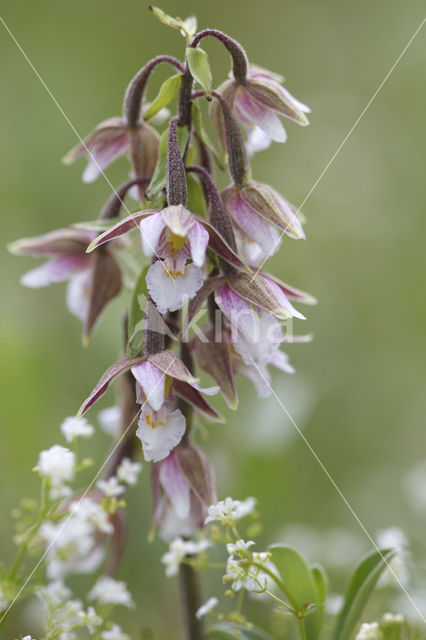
[63,116,159,184]
[211,64,310,154]
[9,228,122,341]
[140,205,209,313]
[152,444,216,541]
[88,576,134,608]
[221,180,305,264]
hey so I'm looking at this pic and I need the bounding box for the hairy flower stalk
[9,8,320,640]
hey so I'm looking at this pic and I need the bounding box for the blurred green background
[1,0,425,637]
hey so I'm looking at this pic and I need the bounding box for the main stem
[179,562,204,640]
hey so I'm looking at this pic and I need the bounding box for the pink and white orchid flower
[9,228,122,340]
[140,205,209,313]
[63,116,159,184]
[211,64,310,155]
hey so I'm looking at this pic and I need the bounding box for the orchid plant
[4,7,421,640]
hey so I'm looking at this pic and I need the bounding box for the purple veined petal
[139,211,166,257]
[146,261,204,314]
[66,268,92,322]
[256,275,306,320]
[86,210,159,252]
[195,216,249,272]
[131,360,165,412]
[172,380,224,423]
[246,126,273,156]
[223,190,281,256]
[82,131,130,183]
[84,250,122,341]
[159,453,191,519]
[187,221,209,267]
[247,79,310,125]
[9,229,93,258]
[214,284,259,343]
[148,350,198,386]
[269,349,295,374]
[136,406,186,463]
[174,444,216,507]
[161,205,194,238]
[78,356,146,416]
[234,87,287,143]
[261,272,317,305]
[63,117,127,162]
[20,255,91,288]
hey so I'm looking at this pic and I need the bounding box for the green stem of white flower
[8,478,49,582]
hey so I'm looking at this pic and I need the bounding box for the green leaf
[192,102,225,170]
[311,564,328,604]
[144,74,182,120]
[186,47,212,97]
[148,6,197,41]
[269,545,322,640]
[207,623,275,640]
[146,125,189,200]
[127,265,149,358]
[186,172,206,216]
[332,548,396,640]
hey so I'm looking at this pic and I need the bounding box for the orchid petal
[131,360,165,412]
[136,406,186,463]
[159,453,191,519]
[86,211,159,252]
[187,221,209,267]
[66,269,92,322]
[161,205,194,237]
[234,88,287,142]
[82,132,129,183]
[20,255,90,288]
[146,261,203,314]
[139,211,165,257]
[215,284,259,343]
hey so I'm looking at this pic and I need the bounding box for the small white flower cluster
[96,458,142,497]
[101,624,131,640]
[224,540,271,593]
[161,537,210,577]
[37,575,133,639]
[35,445,76,499]
[205,497,256,526]
[60,416,94,443]
[88,576,134,608]
[355,622,383,640]
[39,496,113,578]
[34,416,96,499]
